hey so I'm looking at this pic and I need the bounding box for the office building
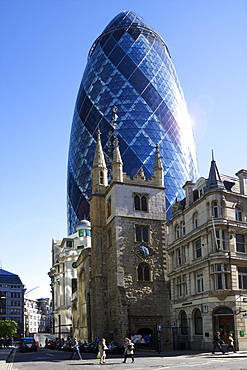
[67,10,198,234]
[167,155,247,350]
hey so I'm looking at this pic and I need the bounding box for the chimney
[236,169,247,195]
[183,181,195,207]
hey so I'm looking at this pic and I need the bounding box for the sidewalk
[0,347,14,370]
[135,349,247,358]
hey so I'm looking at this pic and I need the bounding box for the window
[211,263,230,290]
[176,275,187,297]
[107,229,112,248]
[235,206,242,221]
[176,248,182,266]
[137,263,151,281]
[177,276,182,297]
[196,270,204,293]
[66,240,73,248]
[236,234,245,252]
[99,171,104,184]
[194,309,203,335]
[194,239,202,259]
[79,229,91,237]
[214,229,226,250]
[72,279,77,294]
[175,224,180,239]
[134,194,148,211]
[180,311,188,335]
[193,213,198,229]
[135,225,149,243]
[106,197,111,218]
[212,201,219,218]
[238,267,247,289]
[181,221,186,236]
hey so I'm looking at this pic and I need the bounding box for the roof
[0,268,23,285]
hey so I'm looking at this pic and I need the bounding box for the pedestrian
[69,337,82,360]
[98,338,107,364]
[122,337,135,363]
[212,331,225,354]
[226,333,236,353]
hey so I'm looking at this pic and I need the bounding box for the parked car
[19,337,37,352]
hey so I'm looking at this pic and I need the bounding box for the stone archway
[213,306,234,343]
[135,327,153,348]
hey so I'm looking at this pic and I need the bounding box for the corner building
[67,10,198,234]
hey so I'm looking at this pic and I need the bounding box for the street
[9,347,247,370]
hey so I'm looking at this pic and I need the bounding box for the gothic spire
[207,150,225,190]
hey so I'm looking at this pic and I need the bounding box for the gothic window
[135,225,149,243]
[134,194,148,211]
[106,197,111,218]
[175,224,180,239]
[235,205,242,221]
[137,262,151,281]
[107,229,112,248]
[236,234,245,252]
[194,309,203,335]
[99,171,104,184]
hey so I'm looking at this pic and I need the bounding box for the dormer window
[66,240,73,248]
[235,205,242,221]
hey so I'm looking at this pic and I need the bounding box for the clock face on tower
[136,245,150,257]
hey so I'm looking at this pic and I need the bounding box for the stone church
[71,131,171,349]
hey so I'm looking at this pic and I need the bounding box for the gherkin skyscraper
[67,10,198,235]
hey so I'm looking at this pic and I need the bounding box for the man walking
[212,332,225,354]
[69,337,82,360]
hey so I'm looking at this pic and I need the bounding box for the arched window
[175,224,180,239]
[235,205,242,221]
[134,195,140,210]
[141,196,147,211]
[180,311,188,335]
[135,225,149,242]
[181,221,186,236]
[99,171,104,184]
[137,263,151,281]
[134,194,148,211]
[194,309,203,335]
[193,213,198,229]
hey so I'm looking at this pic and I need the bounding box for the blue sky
[0,0,246,300]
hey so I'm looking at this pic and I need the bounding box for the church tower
[90,136,171,348]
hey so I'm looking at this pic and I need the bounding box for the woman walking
[122,338,135,363]
[98,338,107,364]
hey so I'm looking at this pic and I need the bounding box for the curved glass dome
[67,10,198,235]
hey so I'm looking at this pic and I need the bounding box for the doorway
[213,307,234,343]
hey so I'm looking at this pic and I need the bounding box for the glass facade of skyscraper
[67,10,198,235]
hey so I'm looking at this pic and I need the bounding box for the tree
[0,320,18,337]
